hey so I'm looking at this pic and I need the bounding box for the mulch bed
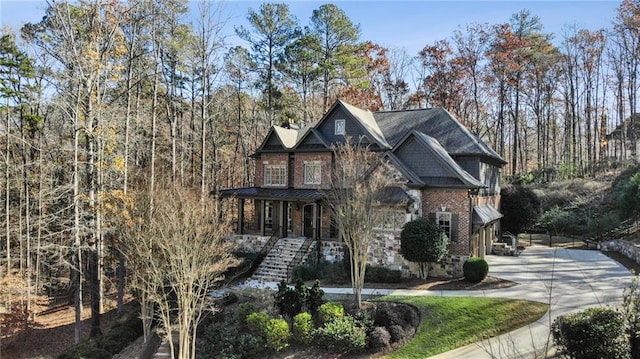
[312,275,517,291]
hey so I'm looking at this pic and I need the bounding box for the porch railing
[286,237,315,282]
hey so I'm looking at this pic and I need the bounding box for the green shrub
[551,307,630,359]
[237,302,255,330]
[196,322,263,359]
[318,302,344,325]
[320,261,350,284]
[57,341,111,359]
[353,309,374,333]
[273,280,324,318]
[57,308,143,359]
[463,257,489,283]
[365,265,402,283]
[274,280,302,319]
[293,312,314,344]
[501,184,541,234]
[234,334,264,359]
[292,264,318,282]
[307,280,324,315]
[245,311,270,337]
[312,316,367,354]
[97,325,136,354]
[264,318,290,352]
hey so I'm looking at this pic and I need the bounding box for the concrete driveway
[429,246,634,359]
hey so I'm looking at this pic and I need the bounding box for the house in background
[220,100,505,281]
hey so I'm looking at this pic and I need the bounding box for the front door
[303,204,314,238]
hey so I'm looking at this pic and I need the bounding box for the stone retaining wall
[599,239,640,263]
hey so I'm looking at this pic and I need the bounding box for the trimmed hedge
[463,257,489,283]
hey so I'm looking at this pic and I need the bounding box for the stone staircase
[251,237,307,282]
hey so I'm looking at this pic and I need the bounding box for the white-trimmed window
[436,211,452,241]
[335,119,345,135]
[264,164,286,186]
[304,161,322,185]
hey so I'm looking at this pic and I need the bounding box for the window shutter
[428,213,436,223]
[451,214,459,242]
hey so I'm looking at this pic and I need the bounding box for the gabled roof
[375,108,505,164]
[273,126,299,148]
[254,125,300,154]
[293,127,331,151]
[339,100,391,149]
[393,131,485,189]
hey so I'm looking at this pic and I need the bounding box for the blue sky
[1,1,620,55]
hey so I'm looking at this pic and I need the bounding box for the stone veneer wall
[599,239,640,263]
[228,234,270,252]
[228,231,467,279]
[315,231,466,279]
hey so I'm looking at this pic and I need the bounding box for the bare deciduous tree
[124,185,239,359]
[325,138,390,308]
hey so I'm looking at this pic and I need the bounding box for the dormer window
[335,119,345,135]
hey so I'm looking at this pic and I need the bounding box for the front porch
[220,187,339,241]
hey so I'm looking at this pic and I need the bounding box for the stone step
[251,237,309,283]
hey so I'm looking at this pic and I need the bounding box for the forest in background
[3,0,640,346]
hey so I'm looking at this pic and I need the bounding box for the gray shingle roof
[374,108,505,164]
[340,100,391,149]
[218,187,324,201]
[403,131,485,189]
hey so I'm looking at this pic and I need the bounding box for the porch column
[238,199,245,234]
[486,224,494,254]
[278,200,286,238]
[260,200,266,236]
[479,228,486,259]
[312,202,318,240]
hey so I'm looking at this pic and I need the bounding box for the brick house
[220,100,505,279]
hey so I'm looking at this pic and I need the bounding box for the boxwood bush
[245,311,270,337]
[292,312,314,344]
[463,256,489,283]
[264,318,290,352]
